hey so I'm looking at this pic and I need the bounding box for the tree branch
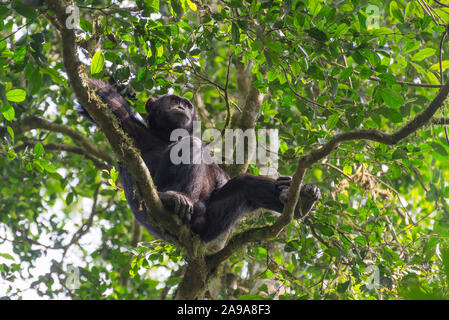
[15,116,114,165]
[208,71,449,268]
[322,58,443,89]
[15,141,111,170]
[432,117,449,125]
[45,0,191,248]
[224,74,264,177]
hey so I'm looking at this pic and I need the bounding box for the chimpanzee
[83,79,321,242]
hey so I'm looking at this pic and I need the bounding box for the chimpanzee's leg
[192,175,320,242]
[192,175,283,242]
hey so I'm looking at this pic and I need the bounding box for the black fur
[83,79,321,242]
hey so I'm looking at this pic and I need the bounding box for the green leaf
[343,165,352,175]
[110,168,119,182]
[340,67,353,80]
[183,92,193,99]
[66,192,74,205]
[334,23,349,37]
[166,276,181,286]
[6,126,14,143]
[381,88,404,109]
[156,44,164,57]
[392,148,407,159]
[6,89,26,103]
[34,143,44,157]
[327,114,339,130]
[41,160,56,173]
[306,28,328,42]
[1,103,15,121]
[145,0,159,12]
[411,48,436,62]
[381,108,403,123]
[90,50,104,75]
[431,142,448,156]
[284,240,300,252]
[404,40,420,54]
[405,1,417,19]
[430,60,449,71]
[231,22,240,44]
[390,1,404,23]
[317,224,334,236]
[13,1,38,19]
[337,280,351,294]
[325,248,341,257]
[267,70,278,82]
[186,0,197,11]
[440,247,449,286]
[308,0,321,17]
[171,0,183,17]
[0,253,14,261]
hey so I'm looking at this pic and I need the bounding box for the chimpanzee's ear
[145,97,154,114]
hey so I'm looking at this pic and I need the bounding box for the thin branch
[77,5,142,15]
[432,117,449,125]
[15,116,114,165]
[434,0,449,8]
[322,161,353,181]
[40,11,63,31]
[279,64,330,110]
[187,60,225,91]
[322,58,443,89]
[417,0,445,26]
[0,22,32,43]
[408,164,429,193]
[15,141,111,170]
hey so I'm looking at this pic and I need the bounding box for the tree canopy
[1,0,449,300]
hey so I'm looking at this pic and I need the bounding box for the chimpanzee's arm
[85,79,155,150]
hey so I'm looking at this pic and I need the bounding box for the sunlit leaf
[91,50,104,75]
[6,89,26,103]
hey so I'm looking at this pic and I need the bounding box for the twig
[77,5,142,15]
[16,116,114,165]
[432,117,449,124]
[187,60,225,91]
[417,0,445,26]
[434,0,449,8]
[0,22,32,43]
[279,64,330,110]
[322,58,443,89]
[322,161,353,181]
[408,164,429,192]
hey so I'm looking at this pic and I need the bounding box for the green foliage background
[1,0,449,299]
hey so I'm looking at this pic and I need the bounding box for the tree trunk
[174,258,211,300]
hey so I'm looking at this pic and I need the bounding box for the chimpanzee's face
[146,94,196,133]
